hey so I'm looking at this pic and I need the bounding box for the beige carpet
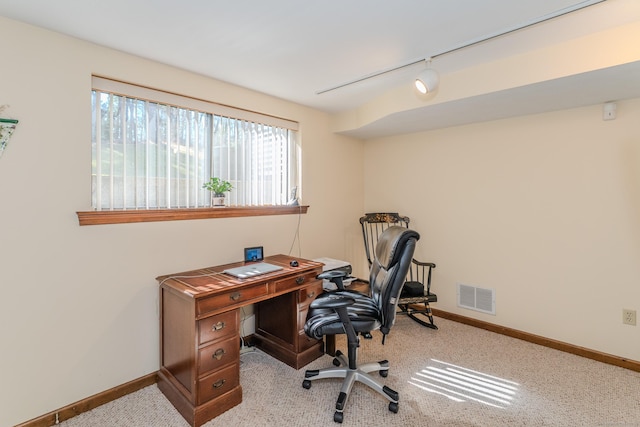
[59,316,640,426]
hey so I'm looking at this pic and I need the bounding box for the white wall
[0,17,364,426]
[363,99,640,362]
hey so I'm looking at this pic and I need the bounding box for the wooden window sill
[76,205,309,226]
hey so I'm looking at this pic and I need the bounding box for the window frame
[78,76,306,225]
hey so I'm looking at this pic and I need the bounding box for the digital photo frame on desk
[244,246,264,262]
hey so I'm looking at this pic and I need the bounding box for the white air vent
[457,283,495,315]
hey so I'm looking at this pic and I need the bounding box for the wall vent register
[457,283,496,315]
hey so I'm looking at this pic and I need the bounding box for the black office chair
[360,212,438,329]
[302,226,419,423]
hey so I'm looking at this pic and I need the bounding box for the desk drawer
[274,272,318,294]
[199,310,238,345]
[197,363,240,405]
[199,335,239,374]
[197,284,268,316]
[298,281,322,307]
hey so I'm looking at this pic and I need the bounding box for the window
[91,77,300,211]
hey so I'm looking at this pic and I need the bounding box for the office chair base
[303,354,399,423]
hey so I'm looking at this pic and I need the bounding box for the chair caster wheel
[379,369,388,377]
[389,401,399,413]
[333,358,341,367]
[334,411,344,423]
[302,380,311,389]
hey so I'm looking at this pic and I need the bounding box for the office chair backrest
[369,226,420,336]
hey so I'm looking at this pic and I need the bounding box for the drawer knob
[213,348,226,360]
[296,277,305,285]
[307,291,315,299]
[213,379,226,389]
[230,292,242,301]
[212,321,225,331]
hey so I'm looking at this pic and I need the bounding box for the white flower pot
[212,195,226,207]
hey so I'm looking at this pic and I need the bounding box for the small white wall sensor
[603,102,617,121]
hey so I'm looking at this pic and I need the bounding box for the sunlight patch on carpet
[408,359,519,408]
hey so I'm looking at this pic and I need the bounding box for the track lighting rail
[316,0,606,95]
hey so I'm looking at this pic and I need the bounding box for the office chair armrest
[318,270,349,290]
[311,293,359,350]
[310,293,355,310]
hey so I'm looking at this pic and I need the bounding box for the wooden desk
[156,255,324,427]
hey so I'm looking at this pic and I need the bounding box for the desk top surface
[156,254,323,298]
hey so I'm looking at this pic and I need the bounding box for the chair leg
[399,303,438,330]
[423,302,438,329]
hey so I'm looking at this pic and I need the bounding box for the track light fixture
[414,60,439,94]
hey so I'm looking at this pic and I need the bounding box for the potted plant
[0,118,19,159]
[202,177,233,207]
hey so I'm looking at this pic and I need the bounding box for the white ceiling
[1,0,639,138]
